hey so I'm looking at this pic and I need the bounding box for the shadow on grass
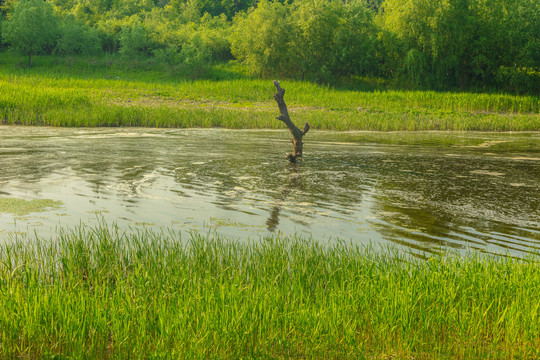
[0,53,256,83]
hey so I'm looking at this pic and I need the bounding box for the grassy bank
[0,55,539,131]
[1,225,539,359]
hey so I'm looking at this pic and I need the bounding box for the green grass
[1,223,539,359]
[0,54,539,131]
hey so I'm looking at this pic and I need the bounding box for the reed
[1,224,539,359]
[0,55,538,131]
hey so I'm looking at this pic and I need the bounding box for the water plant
[0,198,63,215]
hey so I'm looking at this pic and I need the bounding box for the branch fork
[273,80,309,163]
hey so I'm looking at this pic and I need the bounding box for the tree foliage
[0,0,537,92]
[231,0,377,82]
[3,0,58,67]
[379,0,540,90]
[291,0,377,82]
[230,1,295,77]
[57,15,101,55]
[119,20,148,58]
[0,15,3,49]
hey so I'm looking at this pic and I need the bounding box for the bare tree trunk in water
[273,80,309,163]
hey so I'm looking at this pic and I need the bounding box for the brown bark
[273,80,309,163]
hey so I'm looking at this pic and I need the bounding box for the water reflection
[369,148,540,254]
[267,164,305,232]
[0,127,539,256]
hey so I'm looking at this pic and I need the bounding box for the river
[1,127,539,255]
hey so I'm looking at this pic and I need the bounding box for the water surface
[1,127,539,255]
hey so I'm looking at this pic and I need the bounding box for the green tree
[3,0,58,67]
[165,0,202,23]
[119,20,148,58]
[231,0,377,82]
[110,0,156,19]
[220,0,256,19]
[379,0,476,88]
[166,0,255,20]
[230,1,296,77]
[57,15,102,55]
[291,0,377,82]
[291,0,342,81]
[0,0,17,16]
[378,0,538,91]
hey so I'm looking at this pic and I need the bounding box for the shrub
[291,0,377,82]
[119,21,148,58]
[495,67,540,94]
[230,1,296,77]
[0,16,3,50]
[57,15,101,56]
[153,45,182,65]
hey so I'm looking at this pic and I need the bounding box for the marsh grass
[0,223,539,359]
[0,55,538,131]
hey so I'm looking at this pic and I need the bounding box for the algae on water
[0,198,63,215]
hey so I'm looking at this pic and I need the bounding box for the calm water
[1,127,539,255]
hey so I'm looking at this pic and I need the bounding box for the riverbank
[1,224,539,359]
[1,55,539,131]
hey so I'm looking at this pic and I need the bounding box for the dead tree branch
[273,80,309,163]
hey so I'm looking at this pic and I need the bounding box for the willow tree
[4,0,57,68]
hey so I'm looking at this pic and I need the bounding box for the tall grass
[1,224,539,359]
[0,55,539,130]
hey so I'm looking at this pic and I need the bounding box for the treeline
[0,0,539,92]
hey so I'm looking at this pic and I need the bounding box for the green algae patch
[0,198,63,215]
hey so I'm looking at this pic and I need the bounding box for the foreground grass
[0,55,539,131]
[0,225,539,359]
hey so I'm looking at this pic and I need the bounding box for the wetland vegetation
[0,55,538,131]
[1,224,540,359]
[1,128,539,358]
[1,0,539,358]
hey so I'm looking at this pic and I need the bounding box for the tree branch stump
[273,80,309,163]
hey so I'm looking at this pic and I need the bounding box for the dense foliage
[0,0,539,92]
[2,0,58,67]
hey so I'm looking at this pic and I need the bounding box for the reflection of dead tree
[273,81,309,163]
[266,165,303,232]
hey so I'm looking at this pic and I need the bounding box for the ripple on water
[0,127,539,256]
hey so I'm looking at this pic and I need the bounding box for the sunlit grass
[1,223,539,359]
[0,54,538,130]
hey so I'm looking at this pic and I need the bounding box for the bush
[196,13,232,61]
[180,33,211,67]
[291,0,377,82]
[495,67,540,94]
[231,0,377,82]
[153,45,182,65]
[119,21,148,58]
[0,16,3,50]
[57,15,101,56]
[230,1,296,77]
[404,48,430,88]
